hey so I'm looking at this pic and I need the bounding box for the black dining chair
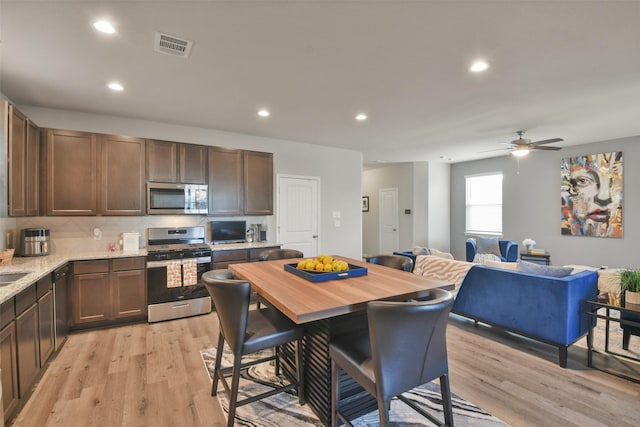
[256,249,304,308]
[202,275,305,427]
[365,254,414,272]
[258,248,304,261]
[330,288,455,427]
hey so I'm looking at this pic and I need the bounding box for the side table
[587,293,640,383]
[520,251,550,265]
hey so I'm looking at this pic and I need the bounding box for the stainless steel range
[146,226,213,323]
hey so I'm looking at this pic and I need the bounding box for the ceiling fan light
[512,148,530,157]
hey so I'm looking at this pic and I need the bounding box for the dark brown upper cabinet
[208,147,243,216]
[243,150,273,215]
[100,135,146,215]
[43,129,145,215]
[208,148,273,216]
[7,104,40,217]
[44,129,98,215]
[147,139,207,184]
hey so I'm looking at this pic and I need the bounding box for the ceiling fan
[484,131,564,157]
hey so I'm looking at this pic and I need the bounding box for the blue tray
[284,262,368,283]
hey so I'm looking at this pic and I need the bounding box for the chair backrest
[367,288,454,401]
[203,269,235,280]
[258,248,304,261]
[202,277,251,354]
[366,254,414,272]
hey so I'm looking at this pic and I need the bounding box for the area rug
[201,346,509,426]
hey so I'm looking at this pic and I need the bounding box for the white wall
[362,161,451,256]
[450,135,640,268]
[427,161,450,252]
[15,106,364,259]
[362,163,414,256]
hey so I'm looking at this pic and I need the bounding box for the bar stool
[258,248,304,261]
[203,274,305,427]
[365,254,414,272]
[330,288,455,427]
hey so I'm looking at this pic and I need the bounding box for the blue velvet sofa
[465,238,518,262]
[452,265,599,367]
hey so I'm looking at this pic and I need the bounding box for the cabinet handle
[171,303,190,309]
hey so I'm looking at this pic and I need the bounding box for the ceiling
[1,1,639,165]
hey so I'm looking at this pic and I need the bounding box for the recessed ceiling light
[257,109,270,118]
[470,60,489,73]
[107,82,124,91]
[355,113,367,121]
[93,20,116,34]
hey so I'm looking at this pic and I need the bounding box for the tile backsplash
[13,215,273,254]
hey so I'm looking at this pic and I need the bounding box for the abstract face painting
[561,152,623,238]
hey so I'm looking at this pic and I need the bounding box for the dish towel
[166,260,183,288]
[182,259,198,287]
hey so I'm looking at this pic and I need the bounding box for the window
[465,172,503,235]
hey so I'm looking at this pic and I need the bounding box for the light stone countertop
[0,241,280,304]
[0,250,148,304]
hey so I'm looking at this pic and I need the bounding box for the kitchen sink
[0,272,30,286]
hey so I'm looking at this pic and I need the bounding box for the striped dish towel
[182,259,198,286]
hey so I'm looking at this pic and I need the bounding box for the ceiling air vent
[154,32,193,58]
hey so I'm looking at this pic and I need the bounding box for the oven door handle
[147,260,172,269]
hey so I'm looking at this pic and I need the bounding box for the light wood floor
[8,312,640,427]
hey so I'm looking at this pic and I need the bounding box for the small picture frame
[362,196,369,212]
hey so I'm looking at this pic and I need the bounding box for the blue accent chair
[466,238,518,262]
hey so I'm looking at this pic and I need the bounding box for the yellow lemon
[323,256,333,265]
[315,263,325,271]
[297,260,305,269]
[323,263,333,272]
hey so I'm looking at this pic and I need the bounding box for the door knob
[312,235,318,238]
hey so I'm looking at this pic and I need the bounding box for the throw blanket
[413,255,474,290]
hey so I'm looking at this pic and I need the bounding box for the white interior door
[379,187,399,254]
[277,175,320,258]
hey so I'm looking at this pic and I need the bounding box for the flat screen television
[210,220,246,244]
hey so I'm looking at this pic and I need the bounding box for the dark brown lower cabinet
[212,246,280,269]
[72,270,111,325]
[16,303,39,397]
[112,269,146,318]
[0,321,19,421]
[38,290,55,366]
[71,257,147,328]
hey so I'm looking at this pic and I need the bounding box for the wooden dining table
[230,256,454,426]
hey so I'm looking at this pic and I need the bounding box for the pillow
[429,248,454,260]
[476,237,502,257]
[412,246,430,256]
[473,253,502,265]
[516,260,573,278]
[598,268,623,293]
[484,259,519,271]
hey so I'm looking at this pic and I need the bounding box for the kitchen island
[230,256,454,426]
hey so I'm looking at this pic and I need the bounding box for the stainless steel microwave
[147,183,208,215]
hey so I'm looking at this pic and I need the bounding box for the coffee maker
[249,224,266,242]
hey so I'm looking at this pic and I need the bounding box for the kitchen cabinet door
[38,290,55,366]
[72,272,111,325]
[243,150,273,215]
[25,120,40,216]
[45,129,98,215]
[0,321,19,421]
[179,143,207,184]
[112,269,147,319]
[208,147,243,215]
[16,303,40,397]
[8,104,27,217]
[147,139,178,182]
[100,134,146,215]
